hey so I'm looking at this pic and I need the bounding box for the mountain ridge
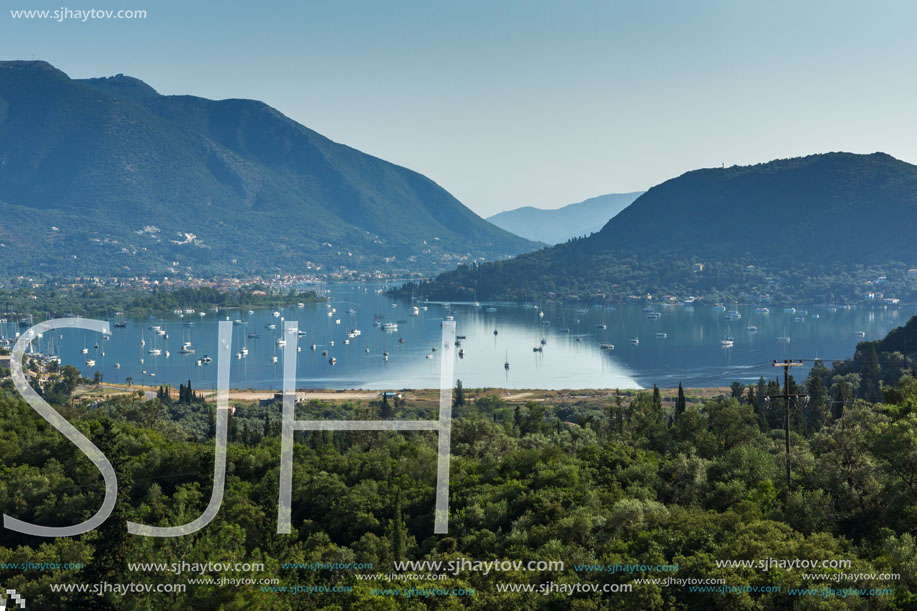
[409,152,917,303]
[588,152,917,262]
[0,60,536,276]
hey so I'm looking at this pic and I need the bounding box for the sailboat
[721,321,735,348]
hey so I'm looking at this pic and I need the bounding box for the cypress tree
[228,412,239,442]
[859,344,881,402]
[676,382,686,416]
[806,375,828,434]
[756,377,767,413]
[832,380,850,420]
[207,405,216,439]
[380,393,394,419]
[453,379,465,408]
[729,381,743,401]
[391,489,405,562]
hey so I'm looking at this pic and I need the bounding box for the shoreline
[77,383,731,404]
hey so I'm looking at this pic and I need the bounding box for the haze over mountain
[487,192,643,244]
[411,152,917,302]
[0,60,536,276]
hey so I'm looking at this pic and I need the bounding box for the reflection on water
[10,285,912,390]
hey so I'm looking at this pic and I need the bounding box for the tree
[93,371,103,385]
[860,344,882,402]
[630,391,667,451]
[178,379,198,404]
[809,359,830,386]
[379,393,394,419]
[228,411,239,442]
[730,381,744,401]
[704,397,764,454]
[207,404,216,438]
[871,414,917,493]
[806,375,828,434]
[125,376,133,387]
[607,390,626,437]
[82,419,131,610]
[60,365,81,395]
[676,382,686,417]
[453,379,465,409]
[750,381,767,432]
[883,375,917,414]
[652,384,662,410]
[765,379,782,429]
[831,379,849,420]
[390,489,406,563]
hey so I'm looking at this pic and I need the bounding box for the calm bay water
[8,284,913,390]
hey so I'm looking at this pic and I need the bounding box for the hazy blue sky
[3,0,917,216]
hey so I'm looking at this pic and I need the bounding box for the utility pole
[771,360,806,489]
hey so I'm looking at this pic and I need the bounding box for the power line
[658,361,776,389]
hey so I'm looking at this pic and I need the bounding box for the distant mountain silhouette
[487,192,643,244]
